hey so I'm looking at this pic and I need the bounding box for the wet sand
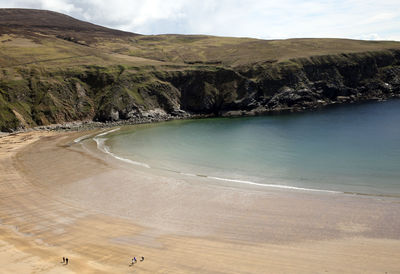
[1,130,400,273]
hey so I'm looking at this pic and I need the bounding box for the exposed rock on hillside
[1,50,399,132]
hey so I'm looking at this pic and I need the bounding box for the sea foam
[93,128,151,168]
[207,176,341,193]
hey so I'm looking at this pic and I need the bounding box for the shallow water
[104,100,400,195]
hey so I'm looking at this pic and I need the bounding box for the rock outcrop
[1,49,400,132]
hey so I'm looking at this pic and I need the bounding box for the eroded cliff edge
[1,49,399,132]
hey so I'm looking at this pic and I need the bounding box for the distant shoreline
[2,96,400,137]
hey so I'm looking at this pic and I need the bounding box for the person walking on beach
[66,258,69,265]
[140,256,144,262]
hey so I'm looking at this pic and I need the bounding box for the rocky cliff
[1,9,400,132]
[1,49,399,132]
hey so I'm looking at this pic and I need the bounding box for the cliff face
[170,50,400,116]
[1,49,399,131]
[1,9,400,132]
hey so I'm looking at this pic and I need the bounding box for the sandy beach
[1,130,400,273]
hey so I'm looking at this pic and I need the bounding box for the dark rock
[1,50,400,132]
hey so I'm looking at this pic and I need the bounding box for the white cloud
[40,0,77,13]
[364,12,397,24]
[0,0,399,41]
[356,33,382,41]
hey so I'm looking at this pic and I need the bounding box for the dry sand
[1,130,400,273]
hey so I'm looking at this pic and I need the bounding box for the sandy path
[1,131,400,273]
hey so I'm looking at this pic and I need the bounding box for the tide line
[93,128,151,168]
[206,176,341,193]
[74,133,96,143]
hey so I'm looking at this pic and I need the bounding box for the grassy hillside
[0,8,400,131]
[1,8,400,69]
[125,35,400,67]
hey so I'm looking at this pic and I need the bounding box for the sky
[0,0,399,40]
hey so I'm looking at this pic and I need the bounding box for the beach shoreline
[1,130,400,273]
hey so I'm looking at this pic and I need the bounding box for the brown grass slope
[0,9,136,43]
[127,35,400,67]
[1,8,400,68]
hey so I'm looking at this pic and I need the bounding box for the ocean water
[101,100,400,195]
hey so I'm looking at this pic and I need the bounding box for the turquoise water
[105,100,400,195]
